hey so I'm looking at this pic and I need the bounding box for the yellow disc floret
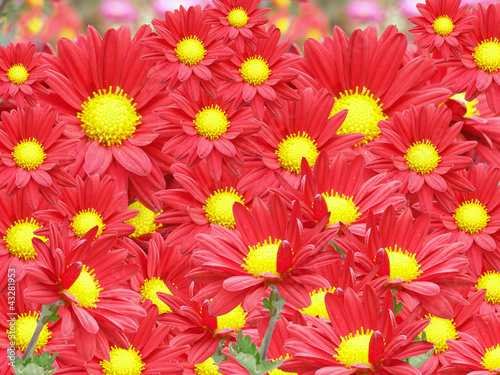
[423,315,458,354]
[194,104,230,139]
[175,35,206,65]
[476,271,500,305]
[126,201,161,238]
[12,138,46,170]
[240,56,271,85]
[227,7,249,28]
[78,86,141,146]
[385,245,422,283]
[454,199,489,234]
[473,38,500,73]
[7,63,29,84]
[300,287,336,319]
[276,132,319,174]
[100,344,145,375]
[216,305,247,332]
[330,87,386,145]
[140,277,173,314]
[4,218,46,260]
[64,264,102,308]
[7,312,51,352]
[203,187,245,229]
[71,208,106,238]
[194,357,220,375]
[243,237,282,277]
[450,92,480,117]
[335,328,374,368]
[405,140,441,174]
[432,15,455,36]
[321,191,361,227]
[481,344,500,372]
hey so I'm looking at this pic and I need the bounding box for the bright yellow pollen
[12,138,46,170]
[64,264,102,308]
[335,328,374,368]
[71,208,106,238]
[240,56,271,85]
[7,63,29,84]
[476,271,500,305]
[203,187,245,229]
[451,93,480,117]
[4,218,46,260]
[227,7,249,28]
[7,312,51,352]
[321,191,361,227]
[269,369,297,375]
[175,36,206,65]
[454,199,490,234]
[26,16,43,35]
[194,104,230,139]
[77,86,141,146]
[481,344,500,372]
[385,245,423,283]
[243,237,282,277]
[405,140,441,174]
[126,201,161,238]
[473,38,500,73]
[194,357,220,375]
[140,277,173,314]
[216,305,247,332]
[100,344,145,375]
[330,87,386,145]
[432,16,455,36]
[423,315,458,354]
[276,131,319,174]
[300,287,336,319]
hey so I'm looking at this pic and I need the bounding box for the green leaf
[257,359,283,374]
[408,348,434,369]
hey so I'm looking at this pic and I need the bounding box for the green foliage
[14,352,58,375]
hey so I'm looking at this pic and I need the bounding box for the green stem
[258,286,283,361]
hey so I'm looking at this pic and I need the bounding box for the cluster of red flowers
[1,0,500,374]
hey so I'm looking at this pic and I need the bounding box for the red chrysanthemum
[473,265,500,316]
[142,5,234,100]
[0,105,78,208]
[409,0,474,60]
[365,104,476,212]
[156,87,263,180]
[0,42,49,106]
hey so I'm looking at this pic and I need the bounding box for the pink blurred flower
[346,0,385,23]
[99,0,138,23]
[152,0,212,15]
[399,0,420,17]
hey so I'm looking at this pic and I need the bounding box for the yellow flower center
[100,345,145,375]
[269,369,297,375]
[26,16,43,35]
[227,7,249,28]
[481,344,500,372]
[330,87,386,145]
[240,56,271,85]
[385,245,423,283]
[476,271,500,305]
[64,264,103,308]
[71,208,106,238]
[194,104,230,139]
[203,187,245,229]
[12,138,46,170]
[300,287,336,319]
[194,357,220,375]
[140,277,173,314]
[7,63,29,84]
[77,86,141,146]
[473,38,500,73]
[404,140,441,174]
[7,312,51,352]
[243,237,282,277]
[423,315,458,354]
[432,15,455,36]
[451,92,480,117]
[4,218,46,260]
[175,36,206,66]
[126,201,161,238]
[216,305,247,332]
[454,199,490,234]
[276,131,319,174]
[335,328,374,368]
[321,191,361,227]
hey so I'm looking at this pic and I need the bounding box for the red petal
[368,330,385,364]
[61,262,83,289]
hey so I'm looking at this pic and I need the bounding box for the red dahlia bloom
[142,5,234,100]
[203,0,270,52]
